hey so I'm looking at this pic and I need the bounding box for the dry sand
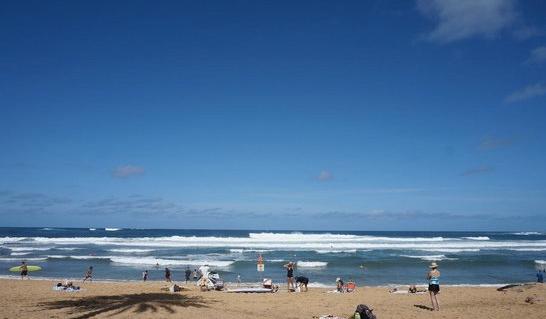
[1,279,545,318]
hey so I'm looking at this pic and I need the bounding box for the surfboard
[9,265,42,272]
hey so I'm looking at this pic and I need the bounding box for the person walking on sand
[142,270,148,281]
[283,262,295,291]
[427,262,441,311]
[193,269,198,280]
[185,266,192,284]
[20,261,29,280]
[165,267,172,282]
[83,266,93,283]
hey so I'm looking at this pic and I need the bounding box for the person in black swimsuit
[20,261,28,280]
[295,276,309,292]
[283,262,295,291]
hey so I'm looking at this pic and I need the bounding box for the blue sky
[1,0,546,230]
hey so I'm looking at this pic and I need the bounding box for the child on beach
[336,277,344,292]
[283,262,295,292]
[20,261,28,280]
[427,262,441,311]
[83,266,93,282]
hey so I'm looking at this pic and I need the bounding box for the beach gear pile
[53,281,81,292]
[197,265,225,291]
[353,304,376,319]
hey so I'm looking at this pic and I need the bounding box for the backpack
[355,304,376,319]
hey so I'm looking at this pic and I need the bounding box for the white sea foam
[8,247,52,251]
[508,248,546,252]
[5,234,546,251]
[57,247,80,251]
[89,228,96,231]
[47,255,112,260]
[110,256,234,267]
[417,248,480,253]
[108,248,154,253]
[229,249,244,253]
[461,237,490,241]
[0,257,47,261]
[297,261,328,267]
[10,252,31,256]
[513,232,542,236]
[535,260,546,265]
[105,228,121,231]
[401,255,457,261]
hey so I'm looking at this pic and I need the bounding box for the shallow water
[1,227,545,286]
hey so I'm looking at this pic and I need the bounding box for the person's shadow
[39,293,210,319]
[414,304,434,311]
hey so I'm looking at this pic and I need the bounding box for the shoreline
[0,274,520,288]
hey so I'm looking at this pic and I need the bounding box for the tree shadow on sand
[39,293,210,319]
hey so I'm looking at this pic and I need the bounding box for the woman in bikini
[426,262,441,311]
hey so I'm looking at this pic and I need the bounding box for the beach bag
[355,304,376,319]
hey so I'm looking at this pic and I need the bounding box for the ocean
[1,227,545,286]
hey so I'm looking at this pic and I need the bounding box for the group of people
[162,266,201,283]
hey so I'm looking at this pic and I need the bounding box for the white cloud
[526,46,546,64]
[417,0,516,43]
[317,170,334,181]
[505,83,546,103]
[112,165,145,178]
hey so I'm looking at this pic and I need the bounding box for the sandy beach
[1,278,545,319]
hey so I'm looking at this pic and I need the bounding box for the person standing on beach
[20,261,28,280]
[283,262,295,291]
[537,269,544,283]
[426,262,441,311]
[142,270,148,281]
[165,267,172,282]
[185,266,192,284]
[83,266,93,283]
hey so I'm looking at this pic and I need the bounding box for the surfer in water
[83,266,93,283]
[20,261,28,280]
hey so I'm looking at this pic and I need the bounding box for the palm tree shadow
[39,293,210,319]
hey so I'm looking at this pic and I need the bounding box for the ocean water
[1,227,545,286]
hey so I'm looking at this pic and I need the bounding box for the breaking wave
[297,261,328,267]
